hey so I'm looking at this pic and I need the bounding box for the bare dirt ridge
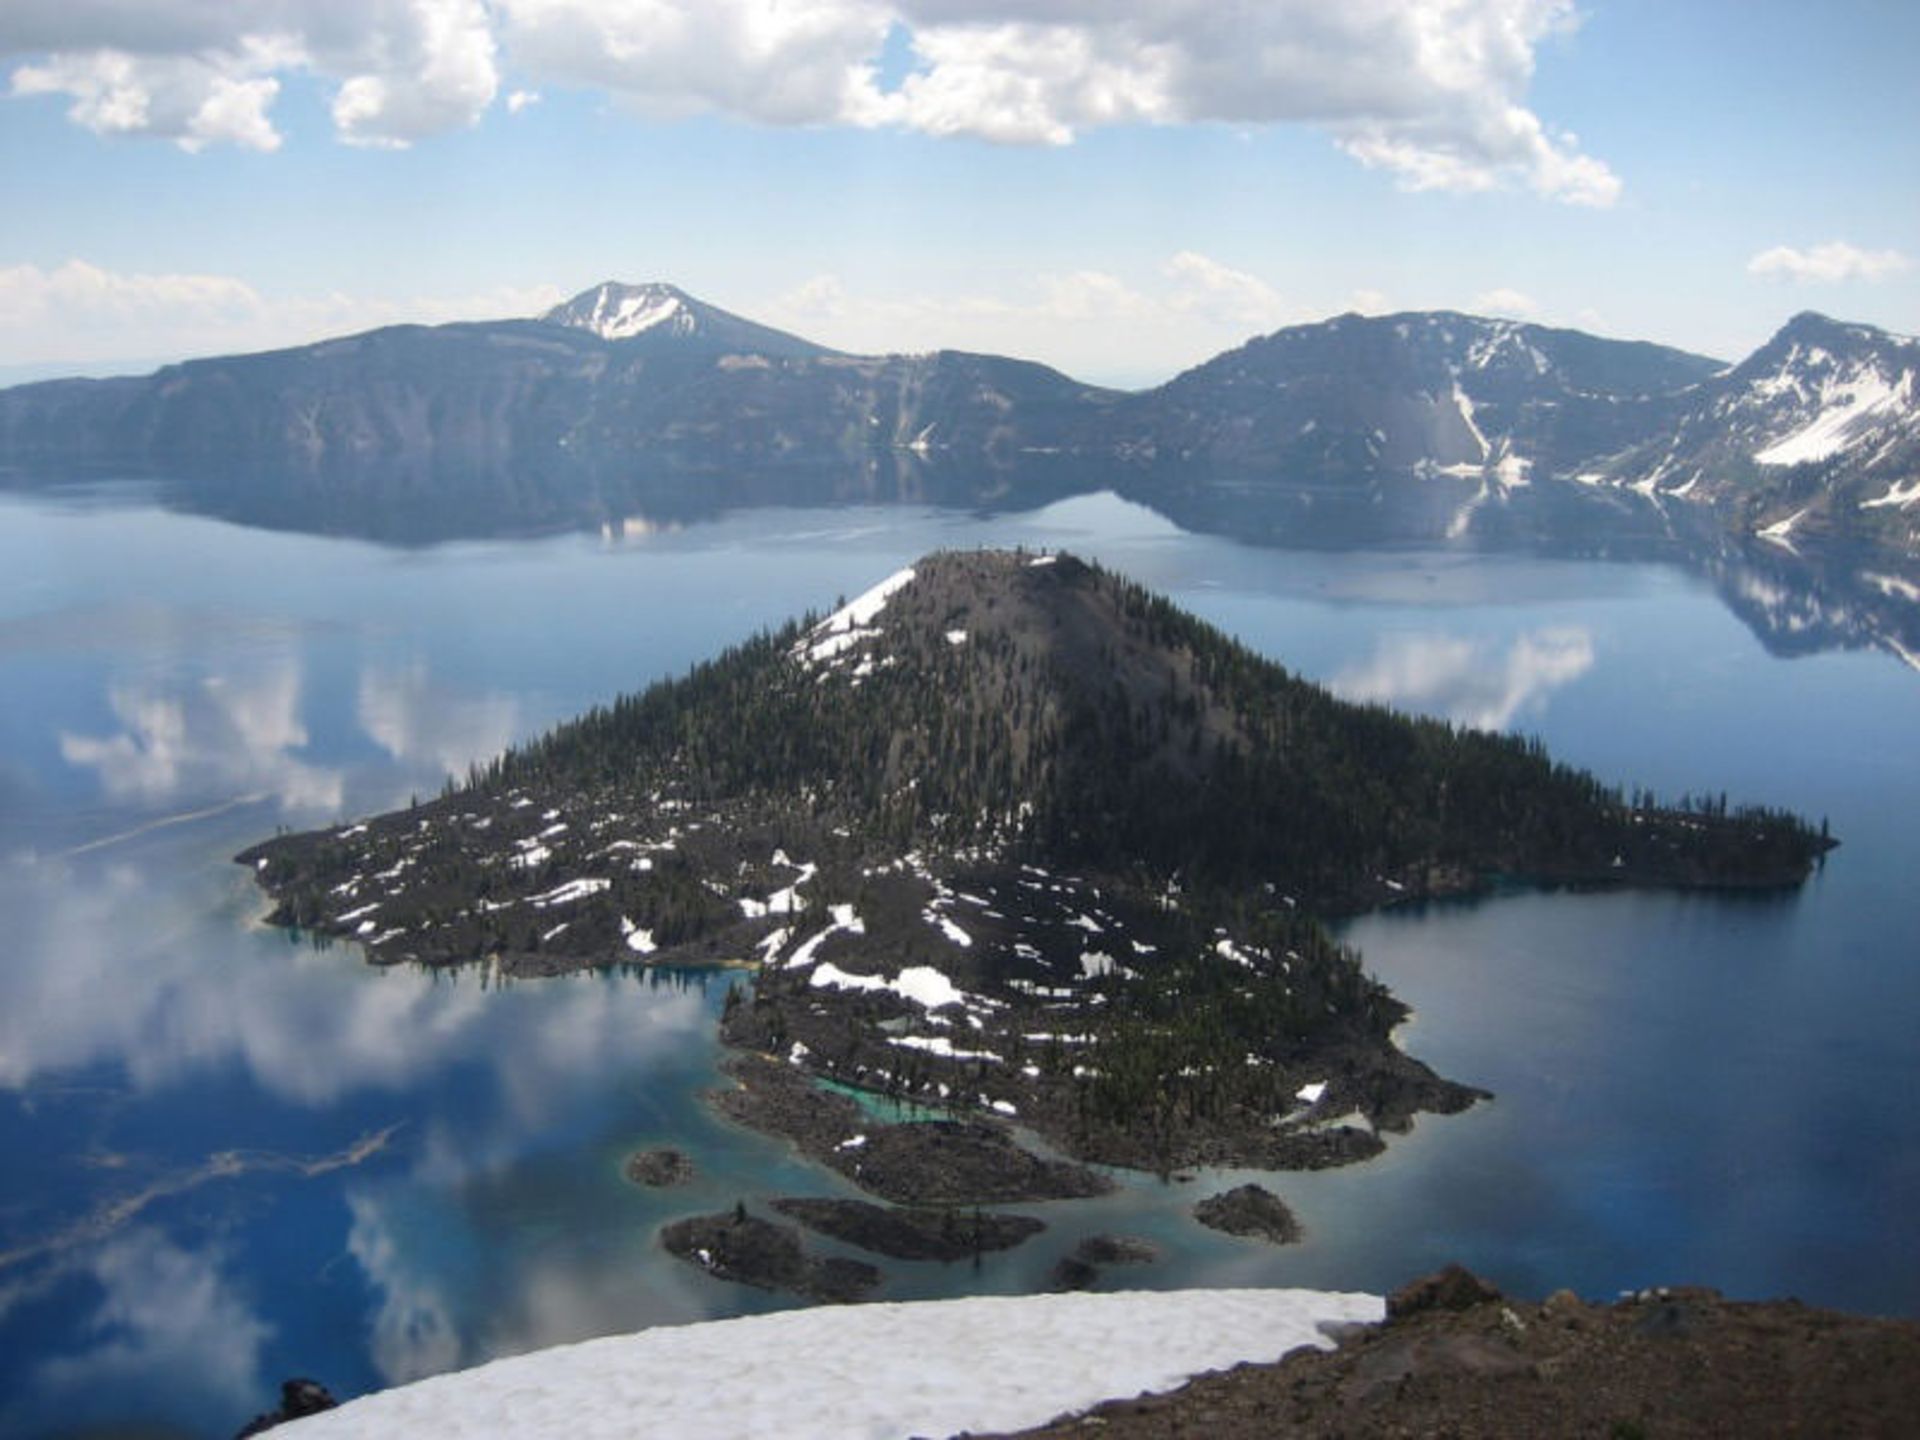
[987,1265,1920,1439]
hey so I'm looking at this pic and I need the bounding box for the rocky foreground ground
[990,1267,1920,1439]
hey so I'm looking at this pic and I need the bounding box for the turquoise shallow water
[2,486,1917,1438]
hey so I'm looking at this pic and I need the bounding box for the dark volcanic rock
[709,1052,868,1155]
[1192,1183,1302,1244]
[1071,1233,1160,1267]
[235,1377,337,1437]
[998,1277,1920,1440]
[1387,1263,1504,1320]
[1047,1256,1101,1292]
[712,1055,1112,1206]
[1048,1233,1160,1291]
[848,1120,1114,1207]
[624,1147,695,1187]
[659,1208,879,1303]
[770,1197,1045,1262]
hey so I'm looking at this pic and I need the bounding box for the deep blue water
[2,487,1917,1438]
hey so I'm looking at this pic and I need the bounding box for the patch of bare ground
[988,1266,1920,1439]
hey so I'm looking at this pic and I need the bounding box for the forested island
[241,550,1831,1207]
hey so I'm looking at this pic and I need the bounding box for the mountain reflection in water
[10,453,1916,673]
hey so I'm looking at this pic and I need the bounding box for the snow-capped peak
[1733,317,1920,469]
[543,282,698,342]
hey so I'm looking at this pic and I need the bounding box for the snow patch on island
[781,905,866,970]
[796,567,917,670]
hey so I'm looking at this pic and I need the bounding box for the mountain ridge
[2,281,1915,556]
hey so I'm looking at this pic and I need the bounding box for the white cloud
[1747,241,1912,285]
[1472,286,1540,318]
[871,0,1620,204]
[499,0,892,128]
[0,258,261,331]
[5,1,1616,203]
[3,0,498,149]
[1332,627,1594,731]
[10,40,292,151]
[761,251,1291,384]
[0,258,563,368]
[1163,250,1288,329]
[505,86,540,113]
[815,0,1620,206]
[330,0,498,147]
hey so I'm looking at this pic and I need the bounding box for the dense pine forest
[485,550,1825,907]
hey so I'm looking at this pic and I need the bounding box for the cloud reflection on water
[346,1191,465,1387]
[59,665,343,813]
[0,851,709,1104]
[10,1229,269,1433]
[357,662,521,783]
[1331,626,1595,730]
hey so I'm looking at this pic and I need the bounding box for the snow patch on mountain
[1757,507,1810,548]
[1464,320,1551,376]
[289,1288,1381,1440]
[543,282,695,342]
[1863,477,1920,510]
[1754,364,1911,466]
[1452,381,1491,461]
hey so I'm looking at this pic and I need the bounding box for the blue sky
[1,1,1915,388]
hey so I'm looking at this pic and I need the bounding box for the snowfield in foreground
[291,1287,1382,1440]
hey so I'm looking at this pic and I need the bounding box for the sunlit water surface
[2,488,1917,1438]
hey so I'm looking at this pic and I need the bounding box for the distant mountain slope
[0,282,1119,471]
[1110,311,1722,481]
[1588,312,1920,552]
[1,283,1915,557]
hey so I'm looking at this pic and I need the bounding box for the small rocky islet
[239,550,1833,1287]
[658,1207,880,1304]
[623,1147,696,1188]
[1192,1183,1304,1245]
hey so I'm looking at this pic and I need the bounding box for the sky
[0,0,1916,389]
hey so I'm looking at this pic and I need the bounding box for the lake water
[2,486,1917,1438]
